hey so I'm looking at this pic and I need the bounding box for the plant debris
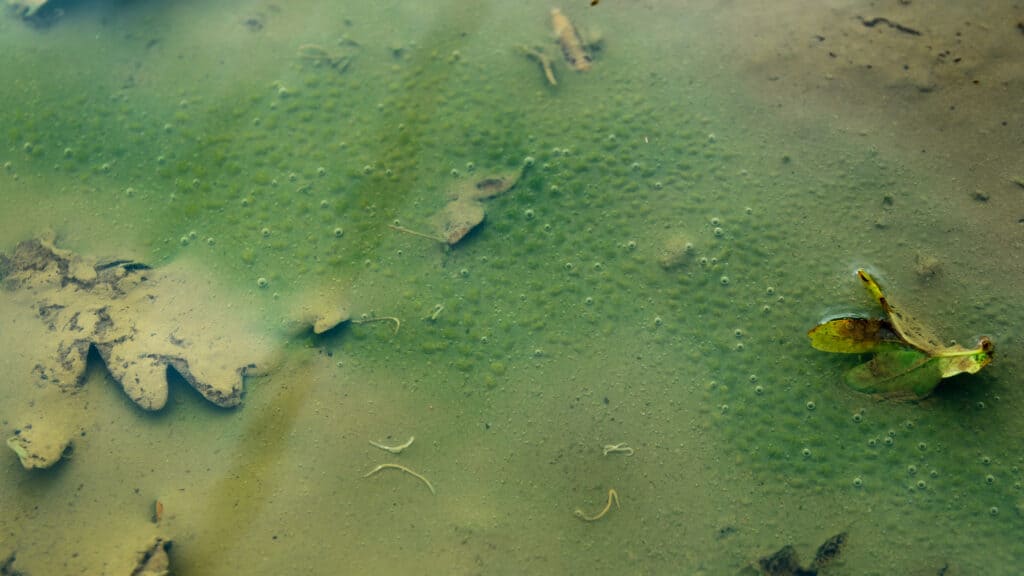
[130,538,172,576]
[392,161,531,246]
[551,8,592,71]
[6,0,48,19]
[0,235,269,410]
[743,532,848,576]
[809,269,993,398]
[857,15,921,36]
[6,424,74,470]
[1,551,24,576]
[519,45,558,86]
[297,39,360,75]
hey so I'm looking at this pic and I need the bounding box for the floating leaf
[856,269,945,354]
[808,317,902,354]
[933,337,994,379]
[809,269,994,398]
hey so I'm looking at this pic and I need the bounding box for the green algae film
[0,1,1021,574]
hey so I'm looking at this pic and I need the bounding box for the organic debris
[6,423,73,470]
[6,0,47,18]
[1,552,23,576]
[742,532,848,576]
[657,234,696,270]
[0,235,269,410]
[284,285,351,335]
[574,488,620,522]
[808,269,993,398]
[363,463,435,495]
[435,198,488,245]
[519,45,558,86]
[1,234,273,469]
[551,8,592,71]
[297,39,360,74]
[392,161,531,246]
[130,538,172,576]
[520,8,602,87]
[914,253,942,281]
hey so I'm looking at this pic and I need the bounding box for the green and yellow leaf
[844,348,943,398]
[808,317,902,353]
[934,336,994,378]
[856,269,945,354]
[809,270,995,398]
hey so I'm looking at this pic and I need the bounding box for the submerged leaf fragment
[809,269,994,398]
[393,161,530,246]
[434,197,486,245]
[844,348,941,397]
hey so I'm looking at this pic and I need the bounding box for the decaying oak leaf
[0,235,272,411]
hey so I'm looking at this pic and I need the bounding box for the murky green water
[1,1,1021,574]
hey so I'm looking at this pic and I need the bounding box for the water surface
[1,1,1021,574]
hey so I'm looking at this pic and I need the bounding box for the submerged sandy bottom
[1,0,1022,574]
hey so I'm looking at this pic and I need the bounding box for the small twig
[152,500,164,524]
[352,315,401,335]
[519,45,558,86]
[602,443,634,456]
[857,16,921,36]
[363,463,436,495]
[425,303,445,322]
[574,488,620,521]
[369,436,415,454]
[388,224,445,243]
